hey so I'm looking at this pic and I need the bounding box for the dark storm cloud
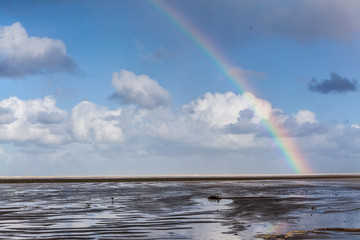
[308,72,358,94]
[266,0,359,43]
[169,0,359,45]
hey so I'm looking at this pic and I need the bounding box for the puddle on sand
[1,180,360,239]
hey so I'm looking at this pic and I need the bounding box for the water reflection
[0,180,360,239]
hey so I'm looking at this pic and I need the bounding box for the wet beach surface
[1,179,360,239]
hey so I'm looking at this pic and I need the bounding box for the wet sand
[1,176,360,239]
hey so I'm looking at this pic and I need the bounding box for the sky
[0,0,359,175]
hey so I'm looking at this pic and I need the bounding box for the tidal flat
[1,178,360,239]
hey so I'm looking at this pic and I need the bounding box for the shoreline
[1,173,360,183]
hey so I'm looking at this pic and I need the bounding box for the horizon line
[1,173,360,183]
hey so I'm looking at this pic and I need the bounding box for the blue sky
[0,0,359,175]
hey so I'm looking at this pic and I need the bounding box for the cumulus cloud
[133,92,277,150]
[308,72,358,94]
[111,70,172,109]
[0,107,17,124]
[183,91,273,128]
[0,96,123,145]
[124,92,331,154]
[106,92,275,151]
[71,101,123,143]
[2,91,360,174]
[183,92,248,128]
[0,96,70,144]
[0,22,78,78]
[293,110,317,125]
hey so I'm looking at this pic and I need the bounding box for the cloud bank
[308,72,358,94]
[1,91,360,174]
[1,71,360,174]
[0,22,78,78]
[0,91,311,148]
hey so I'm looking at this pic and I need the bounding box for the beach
[1,175,360,239]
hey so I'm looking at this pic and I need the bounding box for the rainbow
[148,0,312,174]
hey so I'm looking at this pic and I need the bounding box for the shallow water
[1,179,360,239]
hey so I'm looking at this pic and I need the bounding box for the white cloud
[71,101,123,143]
[0,96,124,145]
[0,106,17,124]
[0,22,78,78]
[183,91,273,128]
[0,96,70,144]
[111,70,172,109]
[184,92,246,128]
[126,92,275,150]
[243,92,273,123]
[293,110,317,125]
[1,90,360,174]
